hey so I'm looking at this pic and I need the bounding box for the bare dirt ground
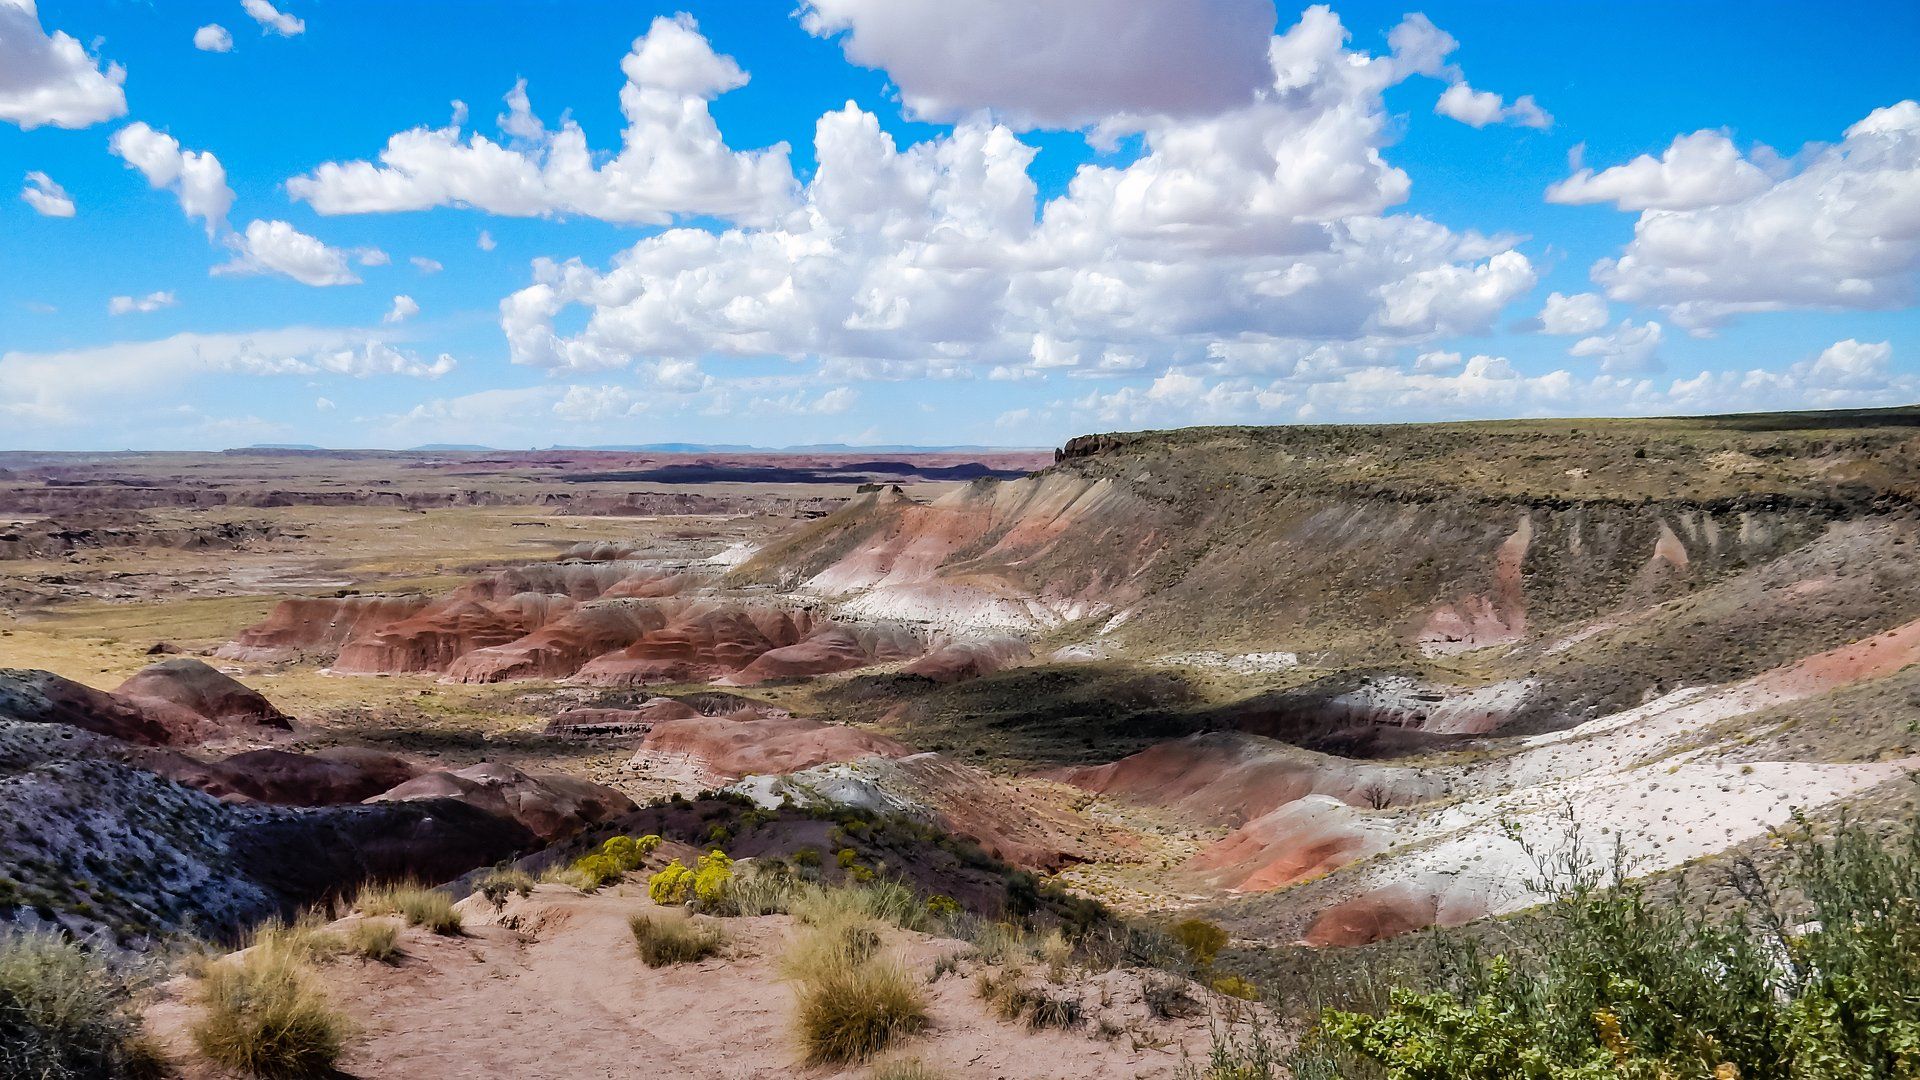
[144,884,1246,1079]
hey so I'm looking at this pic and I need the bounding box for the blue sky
[2,0,1916,450]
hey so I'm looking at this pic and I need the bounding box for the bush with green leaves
[1295,811,1920,1080]
[1173,919,1228,970]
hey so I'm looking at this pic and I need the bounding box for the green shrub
[792,847,823,868]
[191,945,351,1079]
[1172,919,1228,970]
[1300,811,1920,1080]
[838,848,860,869]
[629,913,726,967]
[925,894,961,922]
[1180,1017,1283,1080]
[0,931,164,1080]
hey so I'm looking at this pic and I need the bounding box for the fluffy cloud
[287,14,794,226]
[0,327,455,424]
[0,0,126,130]
[409,256,442,273]
[194,24,233,52]
[1569,318,1664,374]
[241,0,303,37]
[500,9,1536,387]
[798,0,1278,129]
[108,123,235,235]
[383,294,418,323]
[477,230,495,251]
[1535,291,1609,335]
[108,291,176,315]
[1571,102,1920,329]
[20,170,73,216]
[1665,340,1911,413]
[1058,339,1915,431]
[1435,82,1551,129]
[1801,338,1894,389]
[1547,131,1773,211]
[215,219,361,286]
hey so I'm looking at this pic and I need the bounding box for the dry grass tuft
[251,912,342,964]
[190,944,351,1079]
[792,953,929,1065]
[786,904,928,1065]
[866,1057,949,1080]
[474,867,536,908]
[0,930,165,1080]
[352,882,462,936]
[628,912,727,967]
[343,920,402,964]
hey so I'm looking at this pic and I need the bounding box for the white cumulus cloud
[108,291,176,315]
[1567,102,1920,330]
[287,14,795,226]
[1435,82,1551,129]
[0,0,127,130]
[497,8,1537,388]
[20,170,73,216]
[108,122,234,236]
[194,24,233,52]
[1548,130,1773,211]
[241,0,303,37]
[215,219,361,286]
[383,294,418,323]
[1536,291,1609,335]
[1569,319,1664,374]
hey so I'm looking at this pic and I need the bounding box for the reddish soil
[630,713,914,785]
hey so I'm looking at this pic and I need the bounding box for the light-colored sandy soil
[145,884,1248,1079]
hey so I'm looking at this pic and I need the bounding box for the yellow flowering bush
[649,860,693,905]
[692,850,734,907]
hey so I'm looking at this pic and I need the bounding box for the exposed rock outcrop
[629,712,913,788]
[143,746,420,805]
[0,717,535,941]
[216,594,431,663]
[0,668,174,745]
[114,658,292,737]
[370,762,636,843]
[901,636,1032,683]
